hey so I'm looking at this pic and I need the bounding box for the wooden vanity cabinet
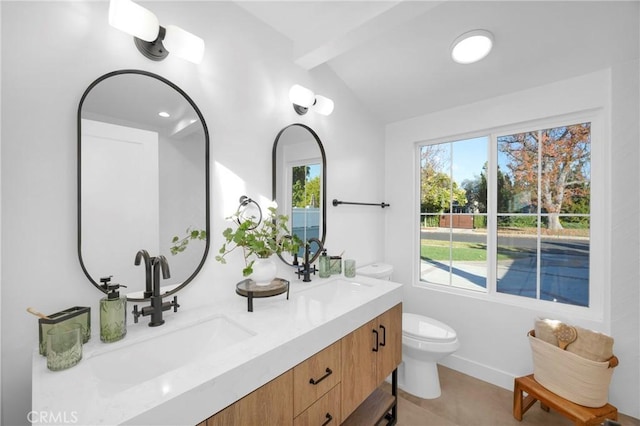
[341,303,402,421]
[206,370,293,426]
[199,303,401,426]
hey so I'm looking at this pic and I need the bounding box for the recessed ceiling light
[158,111,170,118]
[451,29,494,64]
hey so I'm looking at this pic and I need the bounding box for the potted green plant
[216,203,300,285]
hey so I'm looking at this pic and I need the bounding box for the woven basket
[528,330,617,407]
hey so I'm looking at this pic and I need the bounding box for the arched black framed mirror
[78,70,210,301]
[272,123,326,265]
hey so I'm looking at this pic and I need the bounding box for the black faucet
[134,249,153,298]
[133,253,179,327]
[296,238,323,282]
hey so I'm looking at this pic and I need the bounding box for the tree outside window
[497,123,591,306]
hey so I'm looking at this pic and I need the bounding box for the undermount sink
[90,314,255,388]
[295,279,375,304]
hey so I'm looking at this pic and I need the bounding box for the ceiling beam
[294,1,445,70]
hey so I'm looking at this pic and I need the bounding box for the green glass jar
[47,324,82,371]
[344,259,356,278]
[329,256,342,275]
[38,307,90,356]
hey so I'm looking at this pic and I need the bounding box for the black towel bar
[332,199,390,208]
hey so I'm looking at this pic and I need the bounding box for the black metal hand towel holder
[332,199,390,208]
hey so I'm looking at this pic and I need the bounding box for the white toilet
[402,313,460,399]
[356,263,460,399]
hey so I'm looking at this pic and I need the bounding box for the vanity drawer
[293,340,341,417]
[294,384,341,426]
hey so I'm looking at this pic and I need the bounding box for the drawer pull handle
[322,413,333,426]
[372,329,379,352]
[380,325,387,347]
[309,368,332,385]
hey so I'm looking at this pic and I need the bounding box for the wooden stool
[513,374,618,426]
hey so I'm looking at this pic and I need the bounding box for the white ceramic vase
[250,257,277,286]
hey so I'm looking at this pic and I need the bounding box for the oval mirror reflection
[78,70,210,301]
[272,124,326,265]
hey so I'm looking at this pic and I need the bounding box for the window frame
[414,110,607,321]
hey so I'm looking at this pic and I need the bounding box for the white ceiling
[82,72,202,138]
[237,0,639,124]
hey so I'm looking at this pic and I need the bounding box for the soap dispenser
[319,249,330,278]
[99,276,127,343]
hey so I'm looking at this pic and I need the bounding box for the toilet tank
[356,263,394,280]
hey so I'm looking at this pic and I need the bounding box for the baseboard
[439,354,515,391]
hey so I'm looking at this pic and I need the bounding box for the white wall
[0,2,385,424]
[158,130,207,287]
[0,1,3,422]
[385,66,640,417]
[608,58,640,418]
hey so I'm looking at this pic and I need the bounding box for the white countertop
[32,273,402,425]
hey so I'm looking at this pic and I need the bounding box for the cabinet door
[207,370,293,426]
[340,318,378,420]
[376,303,403,384]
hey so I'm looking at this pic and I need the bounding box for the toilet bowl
[356,263,460,399]
[401,313,460,399]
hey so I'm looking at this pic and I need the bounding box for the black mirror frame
[272,123,327,265]
[77,69,210,302]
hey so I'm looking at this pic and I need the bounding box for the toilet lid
[356,263,393,278]
[403,313,457,342]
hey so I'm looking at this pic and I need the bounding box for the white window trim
[413,109,608,321]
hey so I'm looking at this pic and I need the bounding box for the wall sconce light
[109,0,205,64]
[451,29,494,64]
[289,84,334,116]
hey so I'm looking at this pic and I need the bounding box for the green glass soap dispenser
[319,249,330,278]
[99,276,127,343]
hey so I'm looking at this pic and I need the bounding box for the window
[419,121,592,308]
[290,163,321,243]
[420,137,489,292]
[496,124,591,306]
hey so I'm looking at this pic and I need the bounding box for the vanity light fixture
[451,29,494,64]
[108,0,205,64]
[289,84,334,116]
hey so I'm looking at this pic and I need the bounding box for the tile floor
[382,365,640,426]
